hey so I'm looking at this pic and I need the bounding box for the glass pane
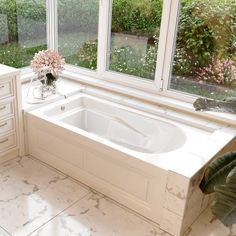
[58,0,99,70]
[108,0,163,80]
[0,0,47,68]
[170,0,236,100]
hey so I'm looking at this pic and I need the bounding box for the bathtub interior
[33,95,187,154]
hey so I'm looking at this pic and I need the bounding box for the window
[0,0,47,68]
[170,0,236,100]
[108,0,163,80]
[58,0,99,70]
[1,0,235,102]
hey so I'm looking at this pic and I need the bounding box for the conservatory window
[0,0,47,68]
[169,0,236,100]
[107,0,163,80]
[58,0,99,70]
[0,0,235,102]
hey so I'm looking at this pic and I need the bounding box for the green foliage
[0,0,46,41]
[109,44,157,79]
[200,151,236,194]
[174,0,215,75]
[111,0,162,36]
[200,151,236,226]
[174,0,236,77]
[77,40,98,70]
[0,43,46,68]
[213,167,236,226]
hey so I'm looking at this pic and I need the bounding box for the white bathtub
[26,93,214,236]
[40,94,186,154]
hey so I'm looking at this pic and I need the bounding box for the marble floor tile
[0,156,30,174]
[1,156,236,236]
[185,208,236,236]
[29,192,167,236]
[0,157,90,236]
[0,227,11,236]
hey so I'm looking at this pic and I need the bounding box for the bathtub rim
[27,93,223,175]
[28,93,198,155]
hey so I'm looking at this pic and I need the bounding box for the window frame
[52,0,180,94]
[97,0,172,93]
[19,0,190,99]
[19,0,205,103]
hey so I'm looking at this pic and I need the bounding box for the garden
[0,0,236,99]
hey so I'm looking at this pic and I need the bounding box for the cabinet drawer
[0,79,13,99]
[0,100,14,119]
[0,134,16,152]
[0,118,14,136]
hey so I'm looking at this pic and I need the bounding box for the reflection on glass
[171,0,236,100]
[108,0,163,80]
[58,0,99,70]
[0,0,47,68]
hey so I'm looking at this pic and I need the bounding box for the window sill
[20,67,236,127]
[61,70,236,127]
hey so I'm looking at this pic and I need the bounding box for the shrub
[77,40,98,70]
[175,0,215,74]
[111,0,162,37]
[0,0,46,42]
[174,0,236,76]
[197,58,236,87]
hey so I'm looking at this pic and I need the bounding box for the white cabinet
[0,64,24,161]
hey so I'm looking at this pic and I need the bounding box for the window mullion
[154,0,175,90]
[46,0,58,51]
[160,0,181,91]
[97,0,111,76]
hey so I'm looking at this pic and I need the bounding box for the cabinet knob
[0,138,8,144]
[0,122,7,128]
[0,106,6,111]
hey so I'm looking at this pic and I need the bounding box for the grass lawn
[171,76,236,100]
[0,43,46,68]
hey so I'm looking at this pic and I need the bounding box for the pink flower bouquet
[31,49,65,86]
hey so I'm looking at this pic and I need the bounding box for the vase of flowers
[30,49,65,99]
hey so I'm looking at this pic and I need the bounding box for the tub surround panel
[37,129,84,169]
[27,115,167,224]
[161,153,220,236]
[84,151,149,201]
[162,171,190,217]
[160,208,183,236]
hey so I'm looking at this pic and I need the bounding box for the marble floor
[0,156,235,236]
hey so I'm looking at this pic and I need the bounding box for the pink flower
[30,49,65,76]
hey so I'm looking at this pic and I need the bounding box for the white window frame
[19,0,196,103]
[55,0,184,95]
[98,0,173,93]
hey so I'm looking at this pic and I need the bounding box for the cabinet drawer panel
[0,100,14,119]
[0,134,16,152]
[0,80,12,99]
[0,118,14,136]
